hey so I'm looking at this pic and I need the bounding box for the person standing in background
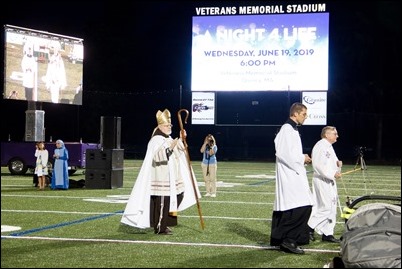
[308,126,342,243]
[73,82,83,105]
[121,109,200,235]
[270,102,314,255]
[51,139,69,190]
[35,142,49,191]
[8,90,19,99]
[45,42,67,103]
[21,42,37,101]
[200,134,218,197]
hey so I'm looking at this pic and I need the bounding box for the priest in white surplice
[270,103,314,255]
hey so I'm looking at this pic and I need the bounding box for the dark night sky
[1,1,401,162]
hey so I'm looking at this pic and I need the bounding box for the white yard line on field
[1,235,340,254]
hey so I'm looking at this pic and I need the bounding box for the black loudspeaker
[85,168,123,189]
[85,149,124,189]
[100,116,121,149]
[85,149,124,169]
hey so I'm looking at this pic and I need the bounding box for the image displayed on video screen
[4,25,84,105]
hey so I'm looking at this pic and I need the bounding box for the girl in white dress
[35,142,49,190]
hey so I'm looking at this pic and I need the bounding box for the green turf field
[1,160,400,268]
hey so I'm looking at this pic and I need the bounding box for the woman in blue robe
[51,139,69,190]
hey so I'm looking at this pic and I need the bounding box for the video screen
[3,25,84,105]
[191,12,329,92]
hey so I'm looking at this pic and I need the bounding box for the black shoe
[280,242,305,254]
[308,227,315,241]
[309,232,316,242]
[322,235,340,243]
[158,231,172,235]
[156,228,173,235]
[308,229,315,241]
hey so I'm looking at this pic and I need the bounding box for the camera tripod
[354,147,367,171]
[353,147,371,194]
[341,148,371,208]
